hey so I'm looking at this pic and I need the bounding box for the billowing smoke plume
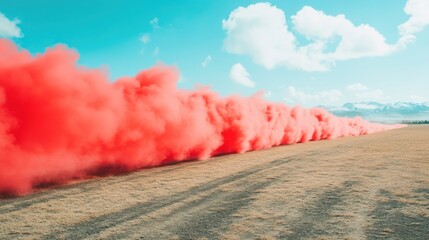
[0,40,404,195]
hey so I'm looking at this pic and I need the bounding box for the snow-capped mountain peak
[320,102,429,122]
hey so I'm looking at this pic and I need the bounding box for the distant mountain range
[320,102,429,123]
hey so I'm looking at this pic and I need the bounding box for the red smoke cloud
[0,39,404,195]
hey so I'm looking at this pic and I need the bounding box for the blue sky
[1,0,428,106]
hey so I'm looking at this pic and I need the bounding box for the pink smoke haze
[0,40,405,195]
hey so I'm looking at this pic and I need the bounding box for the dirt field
[0,125,428,239]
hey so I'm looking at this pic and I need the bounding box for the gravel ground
[0,125,428,239]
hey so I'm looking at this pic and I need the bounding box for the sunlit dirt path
[1,125,428,239]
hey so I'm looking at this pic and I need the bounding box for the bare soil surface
[1,125,428,240]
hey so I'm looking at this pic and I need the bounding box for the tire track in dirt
[0,161,200,215]
[170,178,282,240]
[107,162,298,239]
[109,177,283,239]
[279,180,357,239]
[41,154,304,239]
[366,188,429,240]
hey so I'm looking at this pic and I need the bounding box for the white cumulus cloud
[222,3,326,71]
[292,6,395,61]
[399,0,429,36]
[230,63,255,87]
[223,2,428,72]
[0,12,22,38]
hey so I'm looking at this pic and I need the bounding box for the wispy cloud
[139,33,151,44]
[153,47,159,56]
[230,63,255,87]
[0,12,22,38]
[345,84,389,102]
[201,55,212,67]
[150,17,159,29]
[355,89,387,101]
[140,18,160,55]
[346,83,368,91]
[284,86,343,106]
[408,95,429,102]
